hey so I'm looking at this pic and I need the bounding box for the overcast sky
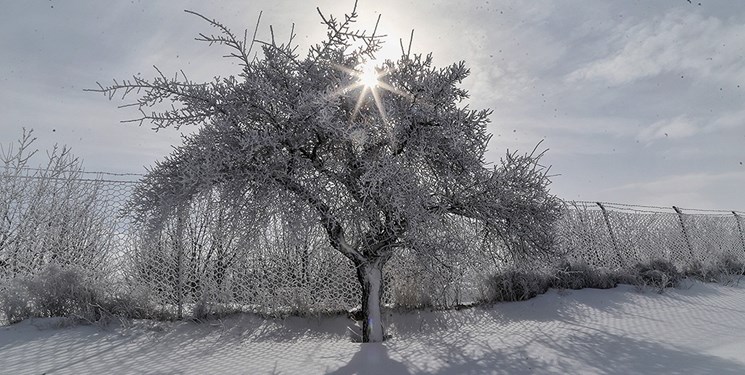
[1,0,744,210]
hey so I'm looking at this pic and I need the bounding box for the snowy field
[1,280,745,374]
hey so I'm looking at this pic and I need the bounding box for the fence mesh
[2,170,744,322]
[558,201,745,271]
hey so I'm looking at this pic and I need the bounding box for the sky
[1,0,744,211]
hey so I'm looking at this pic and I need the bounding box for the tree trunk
[355,257,387,342]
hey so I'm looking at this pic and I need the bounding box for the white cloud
[636,109,745,144]
[638,116,700,143]
[567,10,745,85]
[709,110,745,132]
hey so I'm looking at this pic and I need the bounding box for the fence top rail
[2,167,143,184]
[566,200,745,216]
[5,166,145,178]
[2,174,140,184]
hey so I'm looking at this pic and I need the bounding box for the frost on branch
[91,2,560,342]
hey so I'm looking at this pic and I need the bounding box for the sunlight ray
[370,85,387,124]
[351,86,369,121]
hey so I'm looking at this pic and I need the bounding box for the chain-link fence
[0,169,491,320]
[558,201,745,271]
[2,169,744,322]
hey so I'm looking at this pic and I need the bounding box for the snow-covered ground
[2,280,745,374]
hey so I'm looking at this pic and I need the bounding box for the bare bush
[0,129,116,279]
[0,130,125,324]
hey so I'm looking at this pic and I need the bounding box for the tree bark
[355,256,387,342]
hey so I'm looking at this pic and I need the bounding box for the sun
[328,58,410,124]
[359,60,380,88]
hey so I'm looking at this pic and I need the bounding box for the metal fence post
[175,205,186,320]
[673,206,696,261]
[596,202,625,268]
[733,211,745,255]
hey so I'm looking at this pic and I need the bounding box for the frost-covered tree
[91,3,560,342]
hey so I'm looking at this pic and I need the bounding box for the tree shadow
[327,344,410,375]
[390,307,745,375]
[397,324,745,375]
[0,315,356,374]
[3,283,745,374]
[540,326,745,375]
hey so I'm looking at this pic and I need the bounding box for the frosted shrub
[0,279,33,324]
[684,260,714,282]
[192,298,242,321]
[392,275,433,310]
[98,283,158,321]
[634,259,681,292]
[483,269,550,302]
[712,253,745,276]
[685,254,745,285]
[0,264,105,323]
[27,265,102,319]
[709,254,745,285]
[551,261,619,290]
